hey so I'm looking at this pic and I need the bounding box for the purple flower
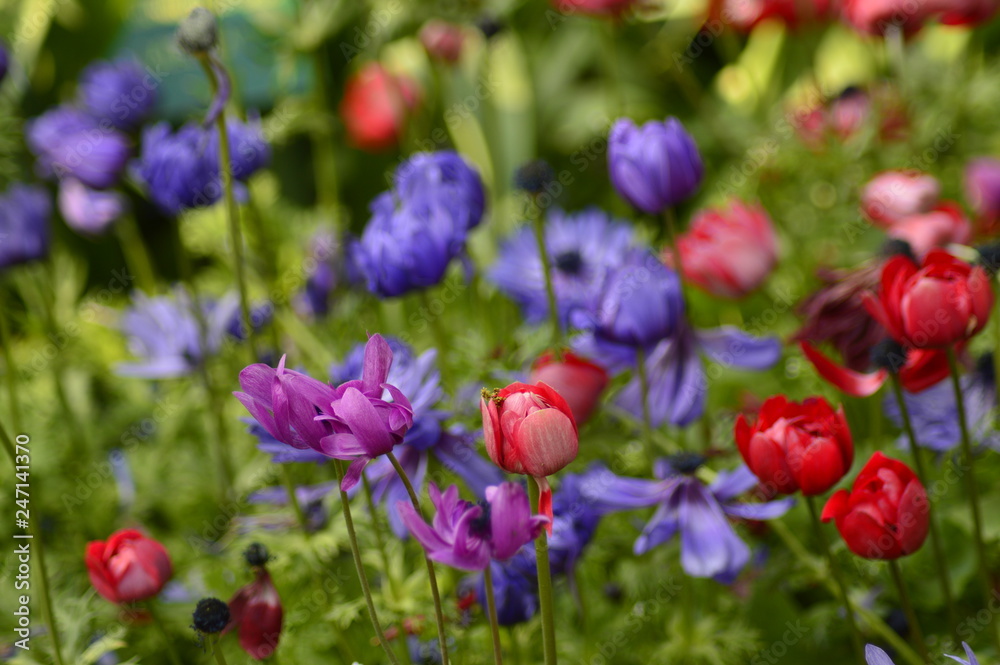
[245,420,330,464]
[399,482,547,571]
[582,460,794,583]
[475,549,538,626]
[394,151,486,231]
[0,183,51,270]
[549,470,604,576]
[865,642,980,665]
[613,322,782,427]
[966,157,1000,232]
[295,230,340,319]
[489,207,637,326]
[608,117,703,214]
[245,481,337,533]
[58,178,125,236]
[78,59,158,130]
[135,122,219,215]
[212,113,270,181]
[117,289,253,378]
[0,40,8,85]
[26,106,130,189]
[351,192,469,298]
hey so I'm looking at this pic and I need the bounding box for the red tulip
[673,200,777,299]
[481,381,579,526]
[928,0,1000,25]
[821,452,929,559]
[735,395,853,496]
[530,351,608,425]
[863,249,993,349]
[419,20,465,63]
[226,569,283,660]
[85,529,172,604]
[340,63,419,152]
[887,202,971,259]
[860,170,941,227]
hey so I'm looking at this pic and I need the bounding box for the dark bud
[977,243,1000,277]
[192,597,230,634]
[880,239,916,264]
[243,542,270,567]
[870,339,908,374]
[885,608,909,639]
[976,352,995,386]
[668,452,707,475]
[513,159,555,195]
[475,14,505,40]
[177,8,218,55]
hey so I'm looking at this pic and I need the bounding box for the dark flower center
[554,250,584,275]
[469,501,492,539]
[669,453,707,475]
[880,239,917,264]
[977,243,1000,276]
[191,597,230,634]
[870,339,908,373]
[977,352,995,385]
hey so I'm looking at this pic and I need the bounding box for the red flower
[863,249,993,349]
[860,170,940,227]
[529,351,608,425]
[711,0,833,32]
[821,452,929,559]
[887,202,971,259]
[481,382,579,527]
[672,199,777,299]
[928,0,1000,25]
[735,395,853,496]
[840,0,930,35]
[419,20,465,63]
[85,529,172,604]
[226,569,283,660]
[550,0,639,17]
[799,340,951,397]
[340,63,419,152]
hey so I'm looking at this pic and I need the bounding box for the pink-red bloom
[735,395,853,496]
[712,0,833,32]
[85,529,172,604]
[481,382,579,525]
[529,351,608,425]
[340,63,419,152]
[226,569,283,660]
[863,249,993,349]
[550,0,640,17]
[671,200,778,299]
[419,20,465,63]
[821,452,928,559]
[860,170,940,227]
[886,202,971,259]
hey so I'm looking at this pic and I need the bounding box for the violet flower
[582,459,794,583]
[399,482,547,571]
[0,183,51,270]
[58,178,125,236]
[475,549,539,626]
[26,106,130,189]
[865,642,980,665]
[77,59,158,130]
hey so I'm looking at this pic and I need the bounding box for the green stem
[529,200,562,356]
[198,55,257,364]
[387,451,451,665]
[805,496,866,665]
[211,635,230,665]
[946,346,1000,652]
[887,560,928,662]
[147,602,183,665]
[197,363,234,499]
[635,347,655,457]
[770,519,925,665]
[362,472,400,599]
[484,565,504,665]
[279,464,310,535]
[993,289,1000,428]
[663,207,687,302]
[529,478,558,665]
[0,421,66,665]
[0,292,22,433]
[333,460,401,665]
[508,628,523,665]
[116,214,158,294]
[888,374,958,638]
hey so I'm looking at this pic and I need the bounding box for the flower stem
[0,421,66,665]
[888,374,958,637]
[634,346,655,457]
[387,451,451,665]
[529,200,562,357]
[805,496,866,665]
[507,627,523,665]
[147,602,183,665]
[198,55,257,364]
[946,346,1000,652]
[333,460,401,665]
[116,214,158,294]
[197,362,234,500]
[663,207,686,298]
[887,560,929,662]
[529,477,558,665]
[484,565,504,665]
[362,472,400,599]
[211,635,230,665]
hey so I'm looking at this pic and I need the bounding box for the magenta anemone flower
[399,482,548,571]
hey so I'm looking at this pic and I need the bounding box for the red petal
[799,341,888,397]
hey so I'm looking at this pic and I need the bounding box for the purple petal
[338,386,397,456]
[319,433,366,457]
[709,465,759,502]
[362,334,393,395]
[398,500,451,553]
[579,467,668,510]
[489,482,542,561]
[434,430,504,498]
[866,645,896,665]
[722,497,795,521]
[340,457,369,491]
[696,326,782,371]
[635,502,680,555]
[678,481,749,582]
[945,643,979,665]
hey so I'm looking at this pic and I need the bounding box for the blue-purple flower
[77,59,158,130]
[27,106,130,189]
[399,482,547,571]
[865,642,979,665]
[583,460,794,583]
[58,178,125,236]
[475,549,539,626]
[213,114,270,181]
[608,116,703,214]
[0,183,51,270]
[549,469,605,576]
[489,207,637,325]
[244,481,337,533]
[135,122,219,215]
[0,40,8,85]
[394,151,485,231]
[295,230,340,319]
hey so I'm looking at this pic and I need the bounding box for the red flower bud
[735,395,853,496]
[226,569,283,660]
[863,249,993,349]
[85,529,172,604]
[821,452,929,560]
[529,351,608,425]
[419,20,465,63]
[340,63,419,152]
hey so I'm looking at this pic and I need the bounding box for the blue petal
[722,497,795,521]
[865,645,897,665]
[678,481,749,583]
[696,326,782,371]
